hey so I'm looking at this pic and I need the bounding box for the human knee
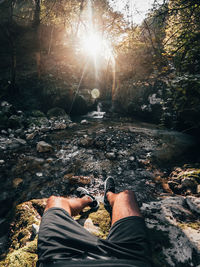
[118,190,135,199]
[46,195,65,207]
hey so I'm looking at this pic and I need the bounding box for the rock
[81,119,89,125]
[141,196,200,266]
[32,224,40,235]
[79,137,93,147]
[0,199,110,266]
[8,115,23,129]
[168,167,200,195]
[36,141,53,153]
[0,101,16,117]
[53,122,67,130]
[15,138,27,146]
[26,132,36,140]
[12,178,23,189]
[1,130,7,135]
[181,177,197,189]
[197,185,200,194]
[47,107,68,118]
[185,196,200,215]
[0,199,46,266]
[0,160,5,165]
[105,152,116,160]
[63,174,91,185]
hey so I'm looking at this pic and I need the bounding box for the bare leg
[44,195,93,216]
[106,190,142,226]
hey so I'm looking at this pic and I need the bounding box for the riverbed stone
[36,141,53,153]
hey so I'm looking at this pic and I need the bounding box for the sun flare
[81,32,114,61]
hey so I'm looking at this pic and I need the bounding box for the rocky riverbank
[0,101,200,266]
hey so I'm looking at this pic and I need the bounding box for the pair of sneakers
[76,177,115,213]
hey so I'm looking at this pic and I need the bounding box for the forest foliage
[0,0,200,135]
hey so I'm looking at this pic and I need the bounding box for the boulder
[8,115,23,129]
[168,167,200,195]
[47,107,68,118]
[141,196,200,266]
[36,141,53,153]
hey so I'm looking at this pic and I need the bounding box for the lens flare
[82,32,114,61]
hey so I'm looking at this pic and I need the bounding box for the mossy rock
[8,115,22,129]
[177,169,200,184]
[1,199,110,267]
[88,203,111,239]
[47,107,67,118]
[31,110,46,118]
[0,239,38,267]
[74,203,111,239]
[27,116,49,127]
[0,199,46,267]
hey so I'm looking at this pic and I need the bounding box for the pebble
[106,152,116,160]
[36,141,53,153]
[36,172,43,177]
[81,120,89,125]
[1,130,7,135]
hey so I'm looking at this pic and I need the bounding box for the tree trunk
[8,0,17,94]
[33,0,41,78]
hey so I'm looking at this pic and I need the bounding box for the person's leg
[106,190,142,225]
[44,195,93,216]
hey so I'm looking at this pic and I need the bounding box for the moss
[177,169,200,184]
[0,240,38,267]
[88,203,111,239]
[178,221,200,230]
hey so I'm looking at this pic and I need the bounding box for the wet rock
[1,130,7,135]
[12,178,23,189]
[105,152,116,160]
[15,138,27,145]
[26,132,36,140]
[81,119,89,125]
[150,131,196,165]
[79,137,93,147]
[63,174,92,185]
[36,141,53,153]
[53,122,67,130]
